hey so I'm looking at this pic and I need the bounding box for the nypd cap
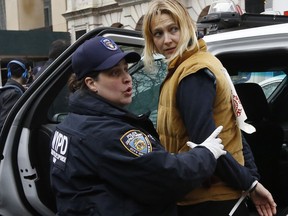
[72,36,141,80]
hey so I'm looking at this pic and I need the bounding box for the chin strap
[229,180,258,216]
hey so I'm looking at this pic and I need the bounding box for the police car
[0,24,288,215]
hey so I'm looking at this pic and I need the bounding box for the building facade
[1,0,287,44]
[0,0,69,79]
[63,0,246,42]
[0,0,246,42]
[0,0,67,32]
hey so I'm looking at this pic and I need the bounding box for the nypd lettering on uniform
[51,130,69,170]
[120,130,152,157]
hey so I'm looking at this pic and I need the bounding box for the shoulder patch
[120,130,152,157]
[51,130,70,170]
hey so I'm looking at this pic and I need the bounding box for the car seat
[234,82,284,203]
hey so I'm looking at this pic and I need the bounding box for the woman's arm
[176,69,257,190]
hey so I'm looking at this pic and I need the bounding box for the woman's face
[86,59,133,107]
[150,13,180,59]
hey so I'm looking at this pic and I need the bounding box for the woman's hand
[250,182,277,216]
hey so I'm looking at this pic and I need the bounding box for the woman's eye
[170,26,179,33]
[153,31,162,37]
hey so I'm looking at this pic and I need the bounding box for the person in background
[35,39,70,78]
[26,65,40,86]
[0,59,28,131]
[142,0,277,215]
[50,36,227,216]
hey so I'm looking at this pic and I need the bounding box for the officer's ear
[84,77,98,93]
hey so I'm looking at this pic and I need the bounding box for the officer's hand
[186,126,226,159]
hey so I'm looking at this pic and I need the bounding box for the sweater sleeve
[176,69,257,190]
[242,133,260,180]
[176,69,216,143]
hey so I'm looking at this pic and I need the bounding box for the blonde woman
[142,0,277,215]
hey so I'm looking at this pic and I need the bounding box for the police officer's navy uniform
[50,89,219,216]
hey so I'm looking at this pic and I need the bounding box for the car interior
[217,47,288,208]
[235,82,285,204]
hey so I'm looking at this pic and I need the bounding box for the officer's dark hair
[68,71,100,93]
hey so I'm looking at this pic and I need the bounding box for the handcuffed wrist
[249,180,258,193]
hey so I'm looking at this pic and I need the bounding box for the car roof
[202,23,288,75]
[203,23,288,42]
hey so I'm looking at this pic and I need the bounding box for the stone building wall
[64,0,244,42]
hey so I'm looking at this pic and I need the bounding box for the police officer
[50,36,227,216]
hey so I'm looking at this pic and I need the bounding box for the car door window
[127,57,167,126]
[231,71,287,98]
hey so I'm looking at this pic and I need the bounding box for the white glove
[186,126,226,159]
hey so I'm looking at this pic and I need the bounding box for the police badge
[120,130,152,157]
[100,38,118,51]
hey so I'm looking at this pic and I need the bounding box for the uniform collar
[69,89,159,139]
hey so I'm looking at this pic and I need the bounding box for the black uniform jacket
[50,89,218,216]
